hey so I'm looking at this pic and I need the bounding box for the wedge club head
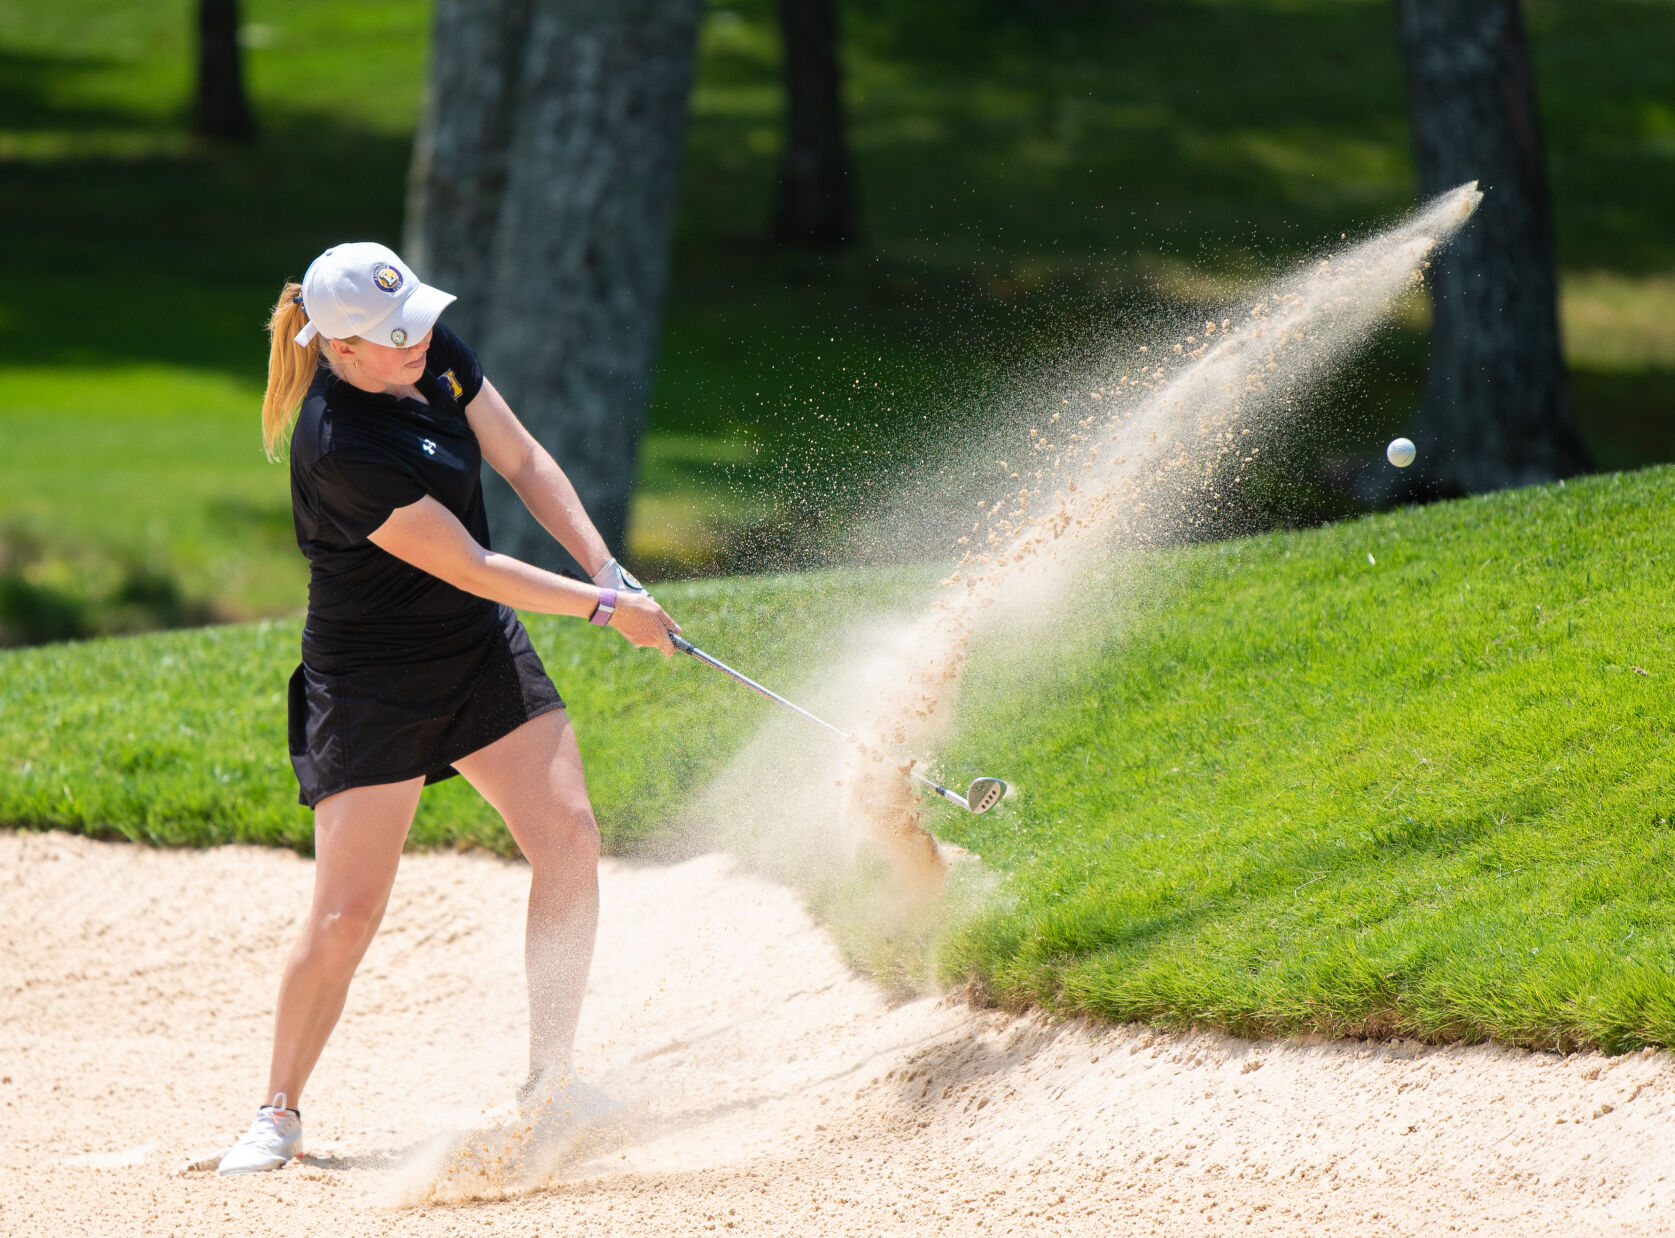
[964,777,1008,814]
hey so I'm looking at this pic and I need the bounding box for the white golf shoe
[518,1067,624,1131]
[217,1094,303,1175]
[514,1067,628,1172]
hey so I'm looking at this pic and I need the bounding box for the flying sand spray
[690,183,1482,898]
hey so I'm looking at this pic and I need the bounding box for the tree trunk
[193,0,256,141]
[771,0,857,248]
[407,0,701,571]
[403,0,531,347]
[1390,0,1588,498]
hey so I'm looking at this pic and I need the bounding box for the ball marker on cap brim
[292,241,455,347]
[1386,437,1417,468]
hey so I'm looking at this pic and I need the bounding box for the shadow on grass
[1572,368,1675,470]
[664,0,1675,571]
[0,46,160,131]
[0,52,414,376]
[0,524,216,646]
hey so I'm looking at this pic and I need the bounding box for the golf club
[668,633,1008,815]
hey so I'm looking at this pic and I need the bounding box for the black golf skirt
[287,603,565,809]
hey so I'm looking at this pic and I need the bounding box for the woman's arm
[463,378,612,577]
[367,494,677,654]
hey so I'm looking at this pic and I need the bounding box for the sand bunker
[4,829,1672,1236]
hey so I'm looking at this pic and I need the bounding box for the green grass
[935,465,1675,1052]
[7,468,1675,1050]
[0,366,295,632]
[0,569,928,852]
[2,0,1673,631]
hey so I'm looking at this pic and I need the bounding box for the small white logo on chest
[420,438,437,456]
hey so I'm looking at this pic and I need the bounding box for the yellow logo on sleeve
[440,369,464,400]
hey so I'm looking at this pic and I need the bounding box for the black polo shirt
[289,321,496,657]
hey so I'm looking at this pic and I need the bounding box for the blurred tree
[1391,0,1588,497]
[772,0,857,247]
[193,0,256,140]
[406,0,702,569]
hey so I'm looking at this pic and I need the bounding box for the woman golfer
[217,241,677,1174]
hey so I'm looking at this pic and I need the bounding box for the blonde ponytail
[261,282,323,460]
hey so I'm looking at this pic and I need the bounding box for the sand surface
[3,829,1672,1236]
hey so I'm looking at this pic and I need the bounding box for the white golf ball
[1386,437,1416,468]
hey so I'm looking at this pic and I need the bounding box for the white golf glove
[592,556,650,597]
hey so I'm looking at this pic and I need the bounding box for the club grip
[668,632,695,655]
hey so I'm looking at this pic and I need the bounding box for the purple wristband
[590,586,618,626]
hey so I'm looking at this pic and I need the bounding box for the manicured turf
[0,570,928,854]
[7,469,1675,1050]
[936,466,1675,1051]
[0,366,296,637]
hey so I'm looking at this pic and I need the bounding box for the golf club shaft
[922,780,972,810]
[669,634,971,808]
[669,633,847,741]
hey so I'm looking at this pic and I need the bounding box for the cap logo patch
[389,327,409,347]
[371,263,404,294]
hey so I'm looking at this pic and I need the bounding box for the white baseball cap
[293,241,456,348]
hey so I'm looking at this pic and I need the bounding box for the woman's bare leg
[264,777,424,1106]
[454,709,601,1075]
